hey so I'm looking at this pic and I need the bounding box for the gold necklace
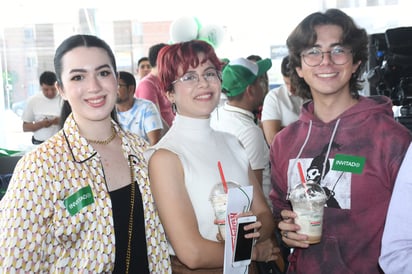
[125,164,135,274]
[86,126,116,145]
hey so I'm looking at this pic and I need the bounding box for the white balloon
[170,16,199,43]
[198,24,225,48]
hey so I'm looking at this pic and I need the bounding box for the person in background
[146,40,278,273]
[379,141,412,273]
[271,9,411,274]
[210,57,286,273]
[211,57,272,208]
[136,56,151,82]
[22,70,63,144]
[247,55,269,89]
[135,43,175,128]
[261,56,304,147]
[247,54,269,125]
[116,71,163,145]
[0,34,170,273]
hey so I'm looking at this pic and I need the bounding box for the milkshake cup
[289,182,327,244]
[209,181,239,240]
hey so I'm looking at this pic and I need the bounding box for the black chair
[0,155,22,200]
[0,155,21,174]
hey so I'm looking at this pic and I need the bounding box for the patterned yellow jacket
[0,114,171,273]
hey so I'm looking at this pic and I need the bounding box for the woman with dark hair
[271,9,411,273]
[146,40,277,273]
[0,34,171,273]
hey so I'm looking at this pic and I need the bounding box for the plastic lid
[209,181,240,200]
[289,182,327,201]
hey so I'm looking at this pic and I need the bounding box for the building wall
[0,19,171,110]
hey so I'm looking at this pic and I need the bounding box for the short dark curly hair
[39,71,57,86]
[286,9,368,100]
[280,56,291,77]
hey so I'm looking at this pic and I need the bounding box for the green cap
[222,57,272,97]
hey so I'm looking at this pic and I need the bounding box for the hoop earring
[172,102,177,114]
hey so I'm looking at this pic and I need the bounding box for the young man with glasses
[270,9,412,274]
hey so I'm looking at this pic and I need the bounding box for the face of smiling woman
[168,53,221,119]
[58,46,118,125]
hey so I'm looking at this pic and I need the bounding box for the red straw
[217,161,228,193]
[297,161,306,184]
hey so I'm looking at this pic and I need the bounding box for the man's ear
[128,85,135,95]
[245,85,254,98]
[296,66,304,78]
[352,60,361,74]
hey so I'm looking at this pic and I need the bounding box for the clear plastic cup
[209,181,240,240]
[289,182,327,244]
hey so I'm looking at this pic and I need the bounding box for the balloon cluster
[169,16,225,48]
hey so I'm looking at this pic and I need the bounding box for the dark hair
[119,71,136,88]
[280,56,291,77]
[137,56,149,66]
[247,55,262,62]
[59,100,72,129]
[157,40,223,92]
[287,8,368,99]
[246,54,269,93]
[54,34,117,87]
[39,71,57,86]
[148,43,167,67]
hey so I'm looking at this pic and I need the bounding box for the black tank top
[109,183,150,274]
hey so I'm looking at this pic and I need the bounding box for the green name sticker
[332,154,365,174]
[64,185,94,216]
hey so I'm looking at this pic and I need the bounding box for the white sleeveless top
[146,114,250,254]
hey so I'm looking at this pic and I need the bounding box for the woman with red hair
[146,40,277,273]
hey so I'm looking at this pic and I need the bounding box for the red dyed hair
[157,40,223,92]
